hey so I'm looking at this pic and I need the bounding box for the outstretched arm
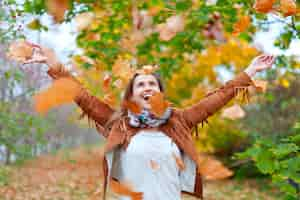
[37,47,114,137]
[182,54,275,128]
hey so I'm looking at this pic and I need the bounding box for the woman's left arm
[181,54,275,128]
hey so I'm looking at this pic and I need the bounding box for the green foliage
[236,123,300,199]
[0,166,11,186]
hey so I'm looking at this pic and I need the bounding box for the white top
[106,130,196,200]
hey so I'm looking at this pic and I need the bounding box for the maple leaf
[197,155,234,180]
[102,73,111,93]
[122,100,142,114]
[7,40,34,62]
[148,92,170,117]
[34,78,81,114]
[46,0,69,23]
[253,0,276,13]
[221,104,246,120]
[233,16,251,35]
[280,0,297,17]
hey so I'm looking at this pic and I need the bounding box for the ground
[0,146,280,200]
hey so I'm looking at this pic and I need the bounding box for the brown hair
[104,73,164,129]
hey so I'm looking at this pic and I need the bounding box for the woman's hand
[244,54,276,77]
[24,43,61,68]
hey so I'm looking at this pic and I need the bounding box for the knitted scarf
[128,108,172,128]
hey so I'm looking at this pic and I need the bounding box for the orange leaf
[197,155,233,180]
[46,0,69,23]
[172,153,186,171]
[233,16,251,35]
[221,104,246,120]
[253,0,276,13]
[102,73,111,93]
[34,78,81,114]
[122,100,142,114]
[110,179,143,200]
[280,0,297,16]
[148,92,170,117]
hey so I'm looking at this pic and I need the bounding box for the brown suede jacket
[47,66,255,199]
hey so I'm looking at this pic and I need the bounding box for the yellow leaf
[34,78,81,114]
[280,78,290,88]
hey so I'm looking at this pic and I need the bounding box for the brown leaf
[253,0,276,13]
[122,100,142,114]
[172,153,186,171]
[233,16,251,35]
[280,0,297,16]
[34,78,81,114]
[46,0,69,23]
[197,155,234,180]
[221,104,246,120]
[148,92,170,117]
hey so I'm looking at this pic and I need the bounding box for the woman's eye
[137,82,144,87]
[149,81,157,86]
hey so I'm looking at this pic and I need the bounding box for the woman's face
[131,74,161,109]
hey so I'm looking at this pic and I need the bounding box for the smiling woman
[7,41,275,200]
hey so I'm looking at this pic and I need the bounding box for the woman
[25,46,275,200]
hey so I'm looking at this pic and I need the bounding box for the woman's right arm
[47,63,114,137]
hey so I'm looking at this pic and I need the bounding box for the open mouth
[142,93,152,101]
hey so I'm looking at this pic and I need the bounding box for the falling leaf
[7,40,33,62]
[149,92,170,117]
[233,16,251,35]
[122,100,142,114]
[110,179,143,200]
[132,8,153,30]
[280,0,297,16]
[253,80,268,92]
[156,15,185,41]
[197,155,234,180]
[75,12,94,31]
[149,159,160,170]
[46,0,69,23]
[112,58,135,84]
[34,78,81,114]
[221,104,246,120]
[102,73,111,92]
[135,65,159,74]
[253,0,276,13]
[172,153,186,171]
